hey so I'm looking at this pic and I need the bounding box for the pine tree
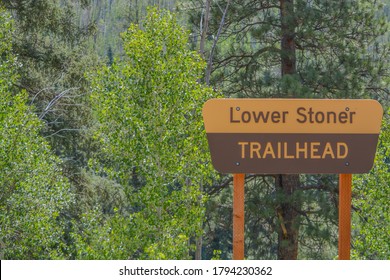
[1,0,99,171]
[189,0,389,259]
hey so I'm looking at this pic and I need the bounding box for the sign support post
[233,173,245,260]
[338,173,352,260]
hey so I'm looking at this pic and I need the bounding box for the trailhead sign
[203,99,383,174]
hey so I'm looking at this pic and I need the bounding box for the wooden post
[338,174,352,260]
[233,173,245,260]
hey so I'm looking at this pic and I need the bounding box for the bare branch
[200,0,211,57]
[206,174,271,195]
[205,0,231,85]
[298,184,336,193]
[38,87,79,120]
[45,128,85,138]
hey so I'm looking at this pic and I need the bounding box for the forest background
[0,0,389,260]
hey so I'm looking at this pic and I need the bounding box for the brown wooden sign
[203,99,383,174]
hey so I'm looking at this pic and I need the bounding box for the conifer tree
[189,0,389,259]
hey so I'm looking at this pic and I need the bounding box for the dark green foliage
[2,0,99,171]
[189,0,389,101]
[188,0,389,259]
[0,9,73,259]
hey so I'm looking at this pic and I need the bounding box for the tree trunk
[276,174,300,259]
[195,236,202,260]
[277,0,300,260]
[200,0,211,58]
[195,183,204,260]
[280,0,296,78]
